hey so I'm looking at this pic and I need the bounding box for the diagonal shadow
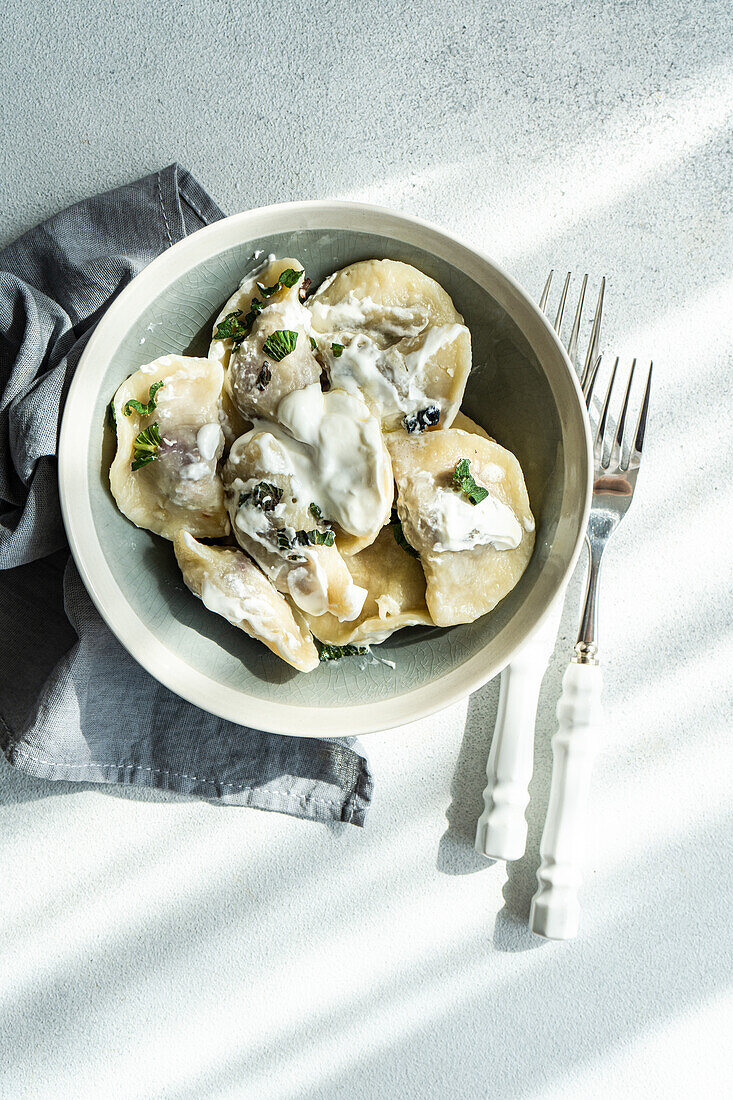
[153,810,733,1100]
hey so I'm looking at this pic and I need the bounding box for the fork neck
[574,534,604,665]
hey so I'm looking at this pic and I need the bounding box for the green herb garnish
[303,528,335,546]
[123,380,164,418]
[277,528,296,551]
[309,335,318,352]
[453,458,489,505]
[257,268,303,298]
[106,398,117,430]
[309,502,322,519]
[331,343,344,358]
[256,363,272,391]
[391,509,420,559]
[262,329,298,361]
[239,481,282,511]
[215,298,265,346]
[241,298,264,335]
[131,422,162,471]
[318,643,369,662]
[214,310,248,344]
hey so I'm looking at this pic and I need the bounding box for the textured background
[1,1,732,1097]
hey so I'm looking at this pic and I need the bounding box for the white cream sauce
[199,577,300,652]
[413,473,523,553]
[248,384,390,537]
[197,423,224,462]
[229,475,367,623]
[309,293,428,341]
[327,324,466,426]
[179,461,211,482]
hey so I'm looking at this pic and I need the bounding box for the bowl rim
[58,199,592,737]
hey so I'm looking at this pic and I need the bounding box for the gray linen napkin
[0,164,372,826]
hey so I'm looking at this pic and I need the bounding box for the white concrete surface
[1,1,731,1097]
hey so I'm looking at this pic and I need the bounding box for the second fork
[529,355,653,939]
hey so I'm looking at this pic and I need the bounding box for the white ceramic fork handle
[474,599,563,861]
[529,661,603,939]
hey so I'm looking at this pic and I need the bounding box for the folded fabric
[0,164,372,826]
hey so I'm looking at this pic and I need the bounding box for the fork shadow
[436,589,579,951]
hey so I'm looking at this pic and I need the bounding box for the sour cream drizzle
[309,292,428,340]
[327,324,466,425]
[412,473,523,553]
[248,383,390,537]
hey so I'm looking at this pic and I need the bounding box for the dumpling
[173,531,319,672]
[303,524,434,646]
[109,355,229,540]
[222,434,367,623]
[222,385,398,621]
[450,410,492,440]
[387,428,535,627]
[223,382,393,598]
[307,258,471,431]
[209,256,321,422]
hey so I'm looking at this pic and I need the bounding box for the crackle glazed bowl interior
[58,201,592,737]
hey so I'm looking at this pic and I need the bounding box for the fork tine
[632,361,653,457]
[554,272,571,332]
[595,356,618,458]
[581,277,605,388]
[611,359,636,469]
[539,271,553,313]
[584,354,602,409]
[567,274,587,368]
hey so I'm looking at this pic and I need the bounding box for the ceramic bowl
[58,201,591,736]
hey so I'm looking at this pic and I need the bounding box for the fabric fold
[0,164,373,827]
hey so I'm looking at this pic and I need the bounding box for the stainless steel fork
[529,356,653,939]
[475,273,605,862]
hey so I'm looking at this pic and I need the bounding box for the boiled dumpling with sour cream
[387,427,535,627]
[173,531,319,672]
[209,256,320,423]
[222,384,395,621]
[109,355,229,541]
[307,258,471,432]
[303,523,434,646]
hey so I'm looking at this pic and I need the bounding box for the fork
[529,355,653,938]
[475,272,604,861]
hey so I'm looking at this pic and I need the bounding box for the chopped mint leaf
[131,422,161,471]
[123,380,164,418]
[318,643,369,662]
[256,362,272,391]
[106,398,116,430]
[309,502,322,519]
[403,404,440,433]
[257,268,303,298]
[309,335,318,352]
[215,299,265,346]
[239,481,282,511]
[303,528,335,546]
[241,298,264,337]
[453,458,489,505]
[276,528,296,551]
[331,343,344,358]
[262,329,298,361]
[391,510,420,559]
[214,310,248,344]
